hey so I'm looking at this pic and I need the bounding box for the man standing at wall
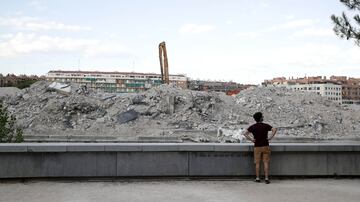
[244,112,277,184]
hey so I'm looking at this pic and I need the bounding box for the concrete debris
[117,109,139,124]
[48,82,71,95]
[1,81,360,142]
[101,94,117,101]
[75,85,89,95]
[0,87,21,99]
[217,127,245,143]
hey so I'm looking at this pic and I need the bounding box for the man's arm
[243,130,255,143]
[268,127,277,141]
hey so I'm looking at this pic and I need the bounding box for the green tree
[331,0,360,45]
[15,80,38,89]
[0,102,23,143]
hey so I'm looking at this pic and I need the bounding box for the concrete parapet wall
[0,143,359,178]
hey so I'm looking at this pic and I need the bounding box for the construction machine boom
[159,41,169,84]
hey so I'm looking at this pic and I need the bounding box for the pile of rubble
[235,87,360,139]
[1,81,359,142]
[0,87,21,99]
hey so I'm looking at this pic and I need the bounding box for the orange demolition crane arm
[159,41,169,84]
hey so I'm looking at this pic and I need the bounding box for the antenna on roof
[77,56,81,71]
[132,58,135,72]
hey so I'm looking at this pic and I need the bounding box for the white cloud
[172,43,360,84]
[259,2,269,7]
[345,47,360,64]
[292,27,333,37]
[0,33,14,39]
[233,18,320,40]
[0,16,91,31]
[84,43,128,57]
[225,20,233,25]
[179,24,215,34]
[0,33,127,57]
[281,19,316,28]
[234,32,260,39]
[253,44,342,67]
[29,0,47,11]
[267,19,317,31]
[285,15,295,20]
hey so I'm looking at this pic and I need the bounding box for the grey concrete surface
[0,179,359,202]
[2,143,360,152]
[189,152,254,176]
[1,143,360,178]
[116,152,188,176]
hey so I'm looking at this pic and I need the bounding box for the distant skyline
[0,0,359,84]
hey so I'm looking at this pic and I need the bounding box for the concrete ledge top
[0,143,359,152]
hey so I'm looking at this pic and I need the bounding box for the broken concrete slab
[48,82,71,95]
[117,109,139,124]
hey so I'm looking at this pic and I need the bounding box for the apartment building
[263,76,344,104]
[286,83,342,104]
[46,70,188,93]
[263,76,327,86]
[330,76,360,104]
[263,77,288,85]
[264,76,360,104]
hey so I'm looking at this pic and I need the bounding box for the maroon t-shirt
[247,122,272,147]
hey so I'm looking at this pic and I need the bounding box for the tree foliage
[0,102,23,143]
[14,80,38,89]
[331,0,360,45]
[1,80,38,89]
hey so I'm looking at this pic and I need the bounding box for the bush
[0,102,23,143]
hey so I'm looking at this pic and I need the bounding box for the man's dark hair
[253,112,263,122]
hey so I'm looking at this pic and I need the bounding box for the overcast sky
[0,0,359,84]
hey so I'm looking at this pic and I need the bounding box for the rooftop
[48,70,187,77]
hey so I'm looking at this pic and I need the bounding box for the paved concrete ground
[0,179,359,202]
